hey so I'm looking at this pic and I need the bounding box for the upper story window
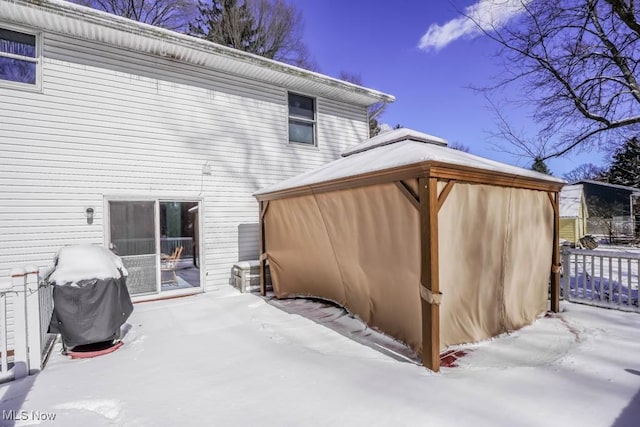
[288,92,316,146]
[0,26,40,87]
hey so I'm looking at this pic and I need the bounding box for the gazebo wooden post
[419,176,441,372]
[549,192,561,312]
[259,200,269,296]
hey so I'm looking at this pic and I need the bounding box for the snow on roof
[254,129,565,196]
[0,0,393,107]
[559,185,584,218]
[576,179,640,193]
[47,245,128,286]
[341,128,447,157]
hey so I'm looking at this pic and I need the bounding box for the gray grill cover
[49,275,133,348]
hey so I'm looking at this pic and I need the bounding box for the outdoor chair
[161,246,183,285]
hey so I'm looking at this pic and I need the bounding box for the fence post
[560,247,570,302]
[0,280,12,375]
[24,266,42,374]
[10,268,29,379]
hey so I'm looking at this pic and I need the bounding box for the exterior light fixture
[85,207,94,225]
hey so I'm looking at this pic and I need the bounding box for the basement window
[0,26,40,88]
[288,92,316,146]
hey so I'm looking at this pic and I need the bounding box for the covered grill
[46,245,133,351]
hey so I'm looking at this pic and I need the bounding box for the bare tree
[448,142,471,152]
[367,102,387,137]
[189,0,317,69]
[484,95,554,162]
[72,0,197,31]
[563,163,608,182]
[249,0,309,67]
[338,71,388,137]
[189,0,255,49]
[475,0,640,161]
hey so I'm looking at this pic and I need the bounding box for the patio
[0,288,639,426]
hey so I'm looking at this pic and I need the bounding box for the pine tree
[188,0,314,68]
[608,137,640,188]
[189,0,256,51]
[531,157,552,175]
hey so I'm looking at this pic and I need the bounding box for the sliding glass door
[108,199,201,297]
[159,201,200,292]
[109,201,157,295]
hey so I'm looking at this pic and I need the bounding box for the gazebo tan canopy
[254,129,565,372]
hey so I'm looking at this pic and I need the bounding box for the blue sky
[296,0,607,177]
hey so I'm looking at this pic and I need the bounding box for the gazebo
[254,129,565,371]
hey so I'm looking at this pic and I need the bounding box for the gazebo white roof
[341,128,447,156]
[255,129,565,196]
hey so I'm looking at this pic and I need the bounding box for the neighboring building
[576,180,640,238]
[559,184,588,245]
[0,0,394,301]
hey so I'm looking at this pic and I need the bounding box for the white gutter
[0,0,395,106]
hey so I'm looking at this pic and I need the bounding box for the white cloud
[418,0,531,51]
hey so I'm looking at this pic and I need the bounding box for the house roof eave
[0,0,395,107]
[577,179,640,194]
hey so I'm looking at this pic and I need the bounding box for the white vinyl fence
[0,266,56,383]
[561,248,639,312]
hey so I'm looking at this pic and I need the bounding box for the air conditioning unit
[230,260,270,293]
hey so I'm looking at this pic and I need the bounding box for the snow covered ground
[1,287,639,427]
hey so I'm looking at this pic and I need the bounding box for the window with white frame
[0,27,39,86]
[288,92,316,145]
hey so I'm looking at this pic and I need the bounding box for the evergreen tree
[189,0,256,51]
[531,157,551,175]
[608,137,640,188]
[188,0,314,69]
